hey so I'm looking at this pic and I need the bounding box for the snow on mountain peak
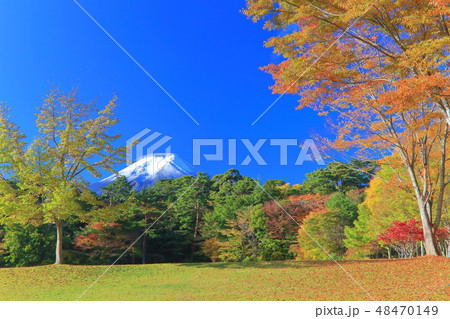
[90,153,196,193]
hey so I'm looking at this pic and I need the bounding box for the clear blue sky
[0,0,330,185]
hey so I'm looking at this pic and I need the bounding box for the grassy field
[0,256,448,301]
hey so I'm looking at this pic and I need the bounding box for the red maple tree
[378,219,450,258]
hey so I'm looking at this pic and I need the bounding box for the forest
[1,156,448,267]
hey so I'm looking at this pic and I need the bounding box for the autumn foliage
[244,0,450,124]
[264,194,328,239]
[378,219,450,258]
[74,222,133,262]
[244,0,450,256]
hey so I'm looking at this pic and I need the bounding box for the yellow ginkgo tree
[0,88,125,264]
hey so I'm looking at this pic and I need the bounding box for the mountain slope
[90,153,196,193]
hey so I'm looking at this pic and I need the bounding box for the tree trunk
[402,162,441,256]
[418,203,441,256]
[55,219,64,265]
[142,214,148,264]
[194,205,200,238]
[439,98,450,128]
[142,235,147,264]
[421,217,440,256]
[190,204,201,261]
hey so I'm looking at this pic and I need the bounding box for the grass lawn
[0,256,448,301]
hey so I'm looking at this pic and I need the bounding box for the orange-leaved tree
[244,0,450,255]
[244,0,450,125]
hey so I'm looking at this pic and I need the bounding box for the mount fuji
[90,153,197,193]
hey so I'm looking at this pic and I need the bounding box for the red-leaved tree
[378,219,450,258]
[263,194,329,240]
[74,222,133,263]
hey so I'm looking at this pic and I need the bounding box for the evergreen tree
[136,186,166,264]
[301,160,375,195]
[170,173,212,260]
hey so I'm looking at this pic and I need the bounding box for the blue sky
[0,0,329,185]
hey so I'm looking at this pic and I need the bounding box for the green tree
[364,164,420,232]
[297,209,340,260]
[298,192,359,259]
[0,224,56,267]
[172,173,211,237]
[210,169,246,200]
[218,205,273,262]
[135,186,166,264]
[204,170,256,238]
[327,192,359,226]
[100,175,134,206]
[253,179,286,204]
[344,204,378,259]
[169,173,212,260]
[301,160,375,195]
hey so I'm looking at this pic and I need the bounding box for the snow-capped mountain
[90,153,197,193]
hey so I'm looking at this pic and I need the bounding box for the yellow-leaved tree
[0,88,125,264]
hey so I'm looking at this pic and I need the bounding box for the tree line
[1,139,448,266]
